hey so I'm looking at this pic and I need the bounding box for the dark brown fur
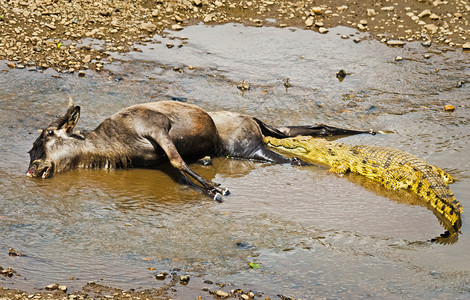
[28,100,371,201]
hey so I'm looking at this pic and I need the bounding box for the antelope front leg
[154,133,230,201]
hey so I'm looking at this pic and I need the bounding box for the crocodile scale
[264,136,462,234]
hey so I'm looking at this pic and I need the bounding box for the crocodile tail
[264,136,463,243]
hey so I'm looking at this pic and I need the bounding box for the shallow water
[1,24,470,298]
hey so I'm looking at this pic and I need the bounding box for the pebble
[366,9,377,17]
[386,40,406,46]
[237,80,250,91]
[171,24,183,31]
[463,42,470,50]
[216,290,229,298]
[58,285,67,292]
[418,9,432,18]
[421,40,432,47]
[179,275,190,283]
[140,22,157,33]
[305,16,314,27]
[311,7,322,15]
[381,6,395,11]
[444,105,455,111]
[0,0,468,74]
[395,56,403,61]
[424,24,439,34]
[46,284,59,290]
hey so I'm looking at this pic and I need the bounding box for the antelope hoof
[214,193,223,203]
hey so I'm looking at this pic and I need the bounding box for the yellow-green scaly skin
[265,136,462,235]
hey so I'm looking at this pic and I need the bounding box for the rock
[44,23,56,30]
[318,27,329,34]
[46,284,59,290]
[336,69,347,78]
[140,22,157,33]
[78,70,86,77]
[216,290,229,298]
[366,9,377,17]
[418,9,432,18]
[444,105,455,111]
[314,21,323,27]
[58,285,67,292]
[395,56,403,61]
[82,55,92,64]
[174,15,184,23]
[203,14,214,23]
[171,24,183,31]
[237,80,250,91]
[463,42,470,50]
[155,273,167,280]
[311,7,322,15]
[421,40,432,47]
[180,275,190,283]
[381,6,395,11]
[305,16,314,27]
[429,13,439,20]
[7,62,16,68]
[424,24,439,34]
[359,20,368,25]
[386,40,406,46]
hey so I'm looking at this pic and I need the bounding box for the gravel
[1,0,469,73]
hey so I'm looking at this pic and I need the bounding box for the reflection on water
[0,24,470,298]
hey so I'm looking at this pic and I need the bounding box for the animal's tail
[254,118,375,138]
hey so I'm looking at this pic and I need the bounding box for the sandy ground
[1,0,469,299]
[1,0,469,73]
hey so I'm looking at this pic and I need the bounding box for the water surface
[1,24,469,298]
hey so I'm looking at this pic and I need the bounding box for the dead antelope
[27,99,372,201]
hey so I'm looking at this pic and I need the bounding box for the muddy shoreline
[1,0,469,73]
[1,1,470,299]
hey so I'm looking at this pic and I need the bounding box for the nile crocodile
[264,136,463,243]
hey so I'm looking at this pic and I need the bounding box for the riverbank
[1,1,470,299]
[1,0,469,73]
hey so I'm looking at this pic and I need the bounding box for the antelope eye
[47,130,54,136]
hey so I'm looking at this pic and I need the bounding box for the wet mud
[1,19,470,300]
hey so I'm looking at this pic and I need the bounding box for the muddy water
[1,24,470,298]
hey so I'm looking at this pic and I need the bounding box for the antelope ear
[64,106,80,133]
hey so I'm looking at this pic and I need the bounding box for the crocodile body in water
[264,136,463,243]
